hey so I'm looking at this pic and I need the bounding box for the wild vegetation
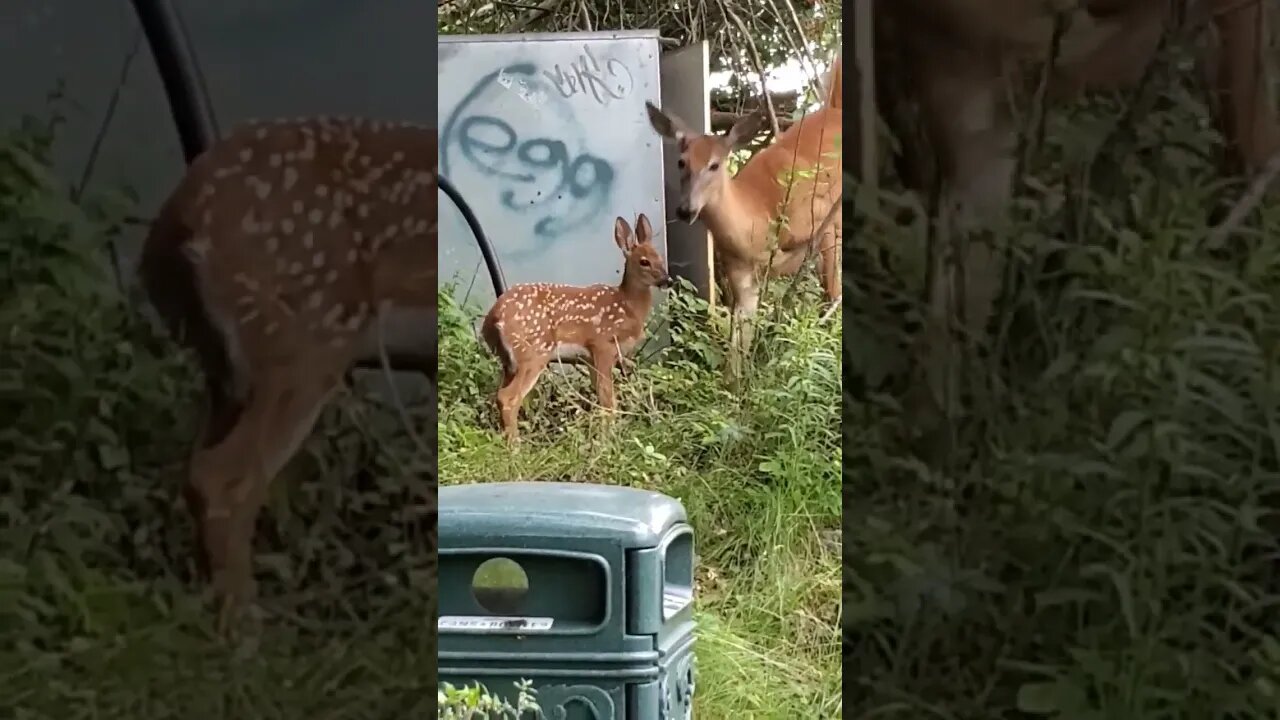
[440,264,841,719]
[0,114,435,718]
[846,35,1280,719]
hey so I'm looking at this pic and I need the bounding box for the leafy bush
[438,680,540,719]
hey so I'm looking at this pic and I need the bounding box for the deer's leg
[496,355,549,443]
[907,41,1015,454]
[188,364,339,616]
[493,359,517,434]
[818,214,843,303]
[724,266,759,380]
[726,265,760,320]
[228,368,340,589]
[187,390,274,609]
[490,330,518,425]
[588,344,619,413]
[185,384,246,582]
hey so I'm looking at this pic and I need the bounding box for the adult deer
[138,116,437,626]
[645,54,843,366]
[860,0,1280,445]
[480,214,671,443]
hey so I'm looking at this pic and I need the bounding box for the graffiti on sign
[541,45,635,106]
[442,61,630,261]
[496,66,549,107]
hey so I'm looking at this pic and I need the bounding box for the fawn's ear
[645,102,690,144]
[634,214,653,245]
[614,216,635,253]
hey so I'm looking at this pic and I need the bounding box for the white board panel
[437,31,667,308]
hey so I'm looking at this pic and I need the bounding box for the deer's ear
[634,214,653,245]
[614,216,635,253]
[725,111,765,149]
[646,102,689,143]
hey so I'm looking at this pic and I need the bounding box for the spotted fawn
[138,116,437,625]
[480,213,672,443]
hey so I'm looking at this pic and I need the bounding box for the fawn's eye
[708,162,720,171]
[639,258,651,267]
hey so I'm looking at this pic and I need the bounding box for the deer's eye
[708,162,720,172]
[639,258,651,267]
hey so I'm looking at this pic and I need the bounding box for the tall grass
[846,53,1280,718]
[438,271,843,718]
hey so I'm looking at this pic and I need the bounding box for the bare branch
[75,27,143,202]
[444,0,842,116]
[711,90,799,116]
[712,110,795,133]
[723,2,782,137]
[504,0,565,32]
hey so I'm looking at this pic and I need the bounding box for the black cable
[438,173,506,298]
[129,0,219,162]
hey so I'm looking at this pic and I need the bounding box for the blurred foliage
[845,26,1280,720]
[0,110,436,718]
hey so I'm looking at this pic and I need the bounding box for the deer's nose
[675,206,694,222]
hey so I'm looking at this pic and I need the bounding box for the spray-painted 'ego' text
[441,60,633,260]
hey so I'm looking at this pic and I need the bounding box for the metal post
[129,0,220,163]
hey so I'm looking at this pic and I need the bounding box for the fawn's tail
[479,309,515,376]
[138,192,246,448]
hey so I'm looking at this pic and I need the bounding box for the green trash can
[439,481,696,719]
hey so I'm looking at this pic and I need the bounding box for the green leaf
[1105,410,1147,451]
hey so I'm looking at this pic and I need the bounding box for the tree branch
[712,110,795,133]
[505,0,565,32]
[722,3,781,137]
[711,90,799,116]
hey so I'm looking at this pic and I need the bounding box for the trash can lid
[440,481,689,548]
